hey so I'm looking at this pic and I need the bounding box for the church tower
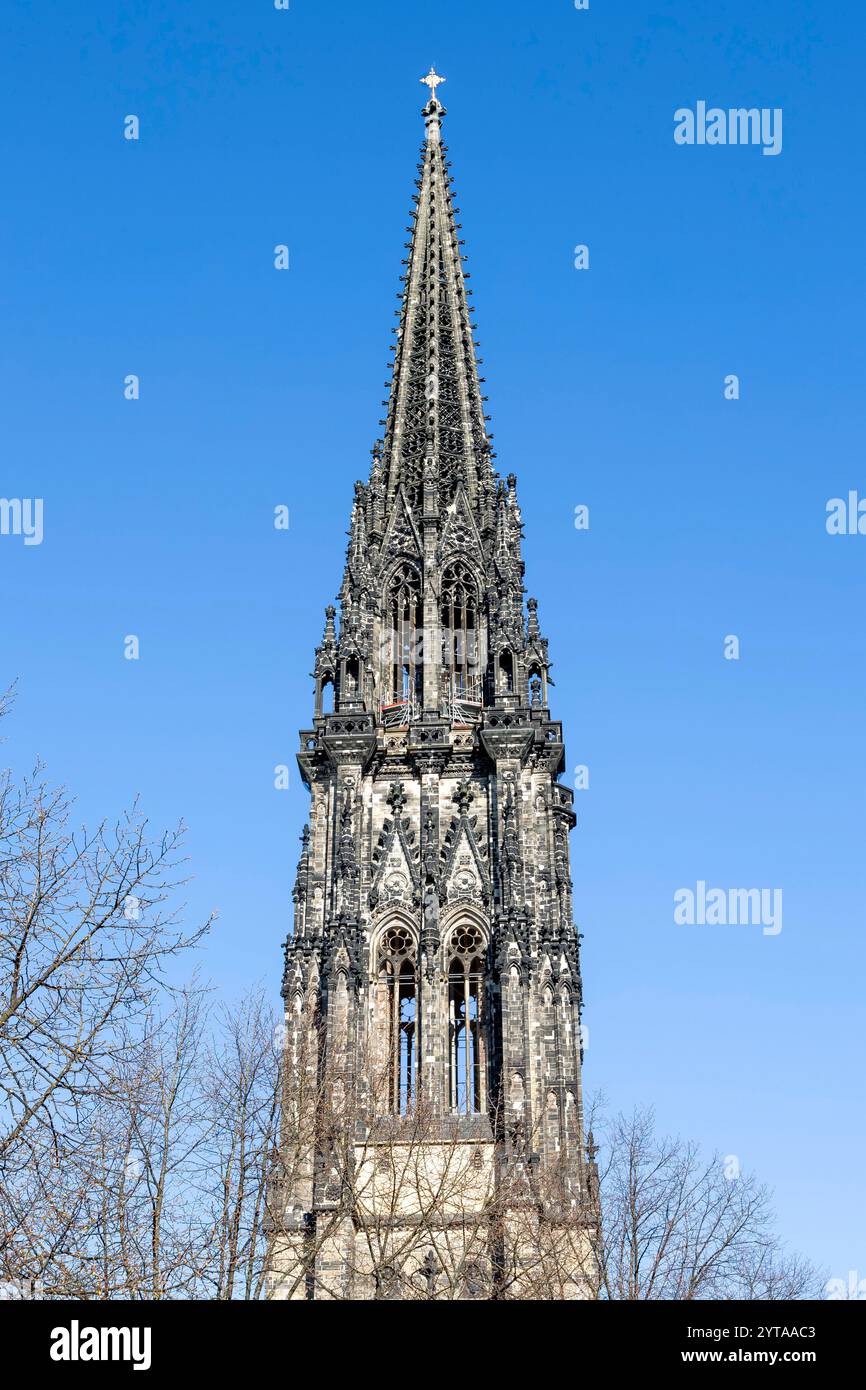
[269,72,597,1301]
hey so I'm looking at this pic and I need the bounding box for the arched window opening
[343,656,360,705]
[441,563,481,709]
[382,564,422,722]
[527,664,544,707]
[320,675,335,716]
[499,649,514,694]
[377,925,417,1115]
[447,924,486,1114]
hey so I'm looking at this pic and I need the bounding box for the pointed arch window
[527,662,545,708]
[383,563,422,715]
[441,562,480,705]
[447,924,486,1113]
[318,674,335,716]
[498,649,514,694]
[377,925,417,1114]
[342,655,361,706]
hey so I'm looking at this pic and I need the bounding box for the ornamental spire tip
[420,66,446,102]
[420,66,446,142]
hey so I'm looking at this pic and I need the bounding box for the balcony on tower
[445,670,483,726]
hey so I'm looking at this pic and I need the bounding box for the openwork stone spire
[376,69,494,519]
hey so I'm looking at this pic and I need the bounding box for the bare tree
[0,708,823,1303]
[266,1080,824,1302]
[265,1040,599,1302]
[0,719,211,1292]
[198,989,283,1300]
[588,1106,824,1301]
[109,984,214,1299]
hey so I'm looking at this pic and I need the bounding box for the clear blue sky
[2,0,864,1284]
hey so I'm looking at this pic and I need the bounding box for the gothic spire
[374,70,494,521]
[275,82,591,1300]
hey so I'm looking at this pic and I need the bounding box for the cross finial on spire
[421,66,446,101]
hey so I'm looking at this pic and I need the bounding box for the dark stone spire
[374,72,494,521]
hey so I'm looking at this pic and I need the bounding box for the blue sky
[2,0,864,1282]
